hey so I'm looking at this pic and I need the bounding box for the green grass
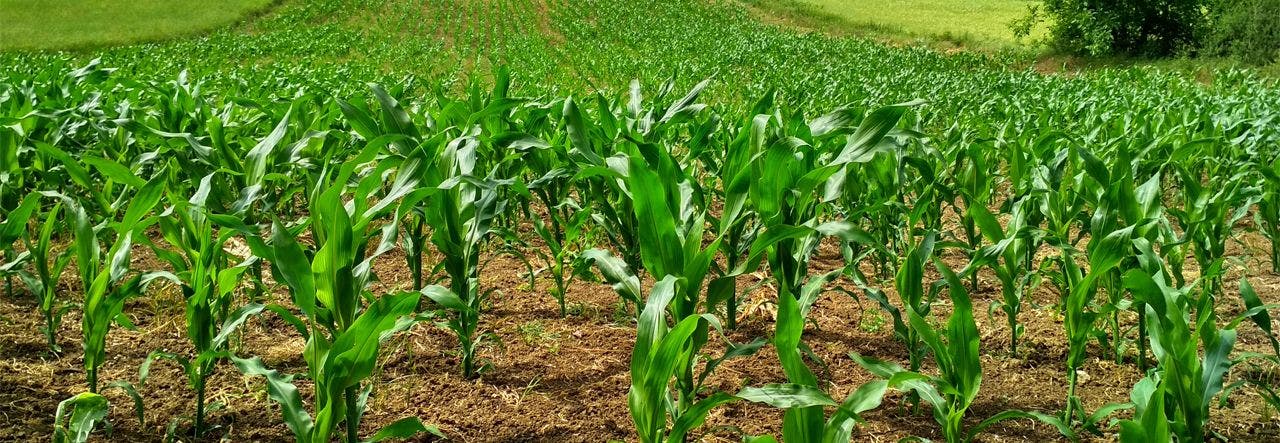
[0,0,275,51]
[750,0,1046,49]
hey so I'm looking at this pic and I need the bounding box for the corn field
[2,0,1280,442]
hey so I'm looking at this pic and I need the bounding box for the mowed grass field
[0,0,274,51]
[761,0,1046,48]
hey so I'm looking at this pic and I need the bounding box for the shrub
[1027,0,1210,56]
[1206,0,1280,64]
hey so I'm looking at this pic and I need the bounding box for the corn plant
[232,291,440,443]
[1223,280,1280,416]
[139,175,265,438]
[726,102,913,442]
[1169,166,1256,296]
[707,93,772,329]
[1117,374,1172,443]
[965,199,1036,355]
[345,81,523,378]
[531,201,590,316]
[19,200,74,352]
[53,393,109,443]
[953,141,997,288]
[563,77,713,275]
[244,147,425,441]
[769,265,857,441]
[1061,225,1134,426]
[56,172,165,393]
[0,192,38,299]
[746,102,915,303]
[853,261,1071,442]
[1121,265,1237,442]
[1253,157,1280,273]
[587,146,769,424]
[1033,142,1090,301]
[1077,144,1166,366]
[523,109,591,316]
[580,139,771,439]
[627,276,737,443]
[341,85,438,294]
[416,135,515,379]
[858,229,936,409]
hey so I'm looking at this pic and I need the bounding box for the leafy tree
[1205,0,1280,63]
[1023,0,1209,56]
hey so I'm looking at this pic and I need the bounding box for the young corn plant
[345,82,520,378]
[746,101,916,303]
[140,175,264,438]
[965,199,1036,355]
[1169,165,1255,296]
[587,146,766,424]
[1033,143,1089,301]
[575,131,772,439]
[1121,265,1237,442]
[708,92,774,329]
[243,150,427,442]
[1253,157,1280,273]
[563,78,713,276]
[853,261,1071,442]
[727,101,915,442]
[416,134,516,379]
[1225,280,1280,416]
[531,202,590,317]
[1117,374,1172,443]
[53,392,110,443]
[1078,145,1166,366]
[626,276,742,443]
[522,105,590,316]
[768,266,865,441]
[20,200,75,353]
[58,172,166,393]
[1061,225,1135,427]
[0,192,38,299]
[954,142,997,289]
[232,291,440,443]
[859,229,936,400]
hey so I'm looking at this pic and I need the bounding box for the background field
[743,0,1047,49]
[791,0,1042,45]
[0,0,274,50]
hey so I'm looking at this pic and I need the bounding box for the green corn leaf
[117,173,166,234]
[210,303,266,349]
[270,220,316,317]
[736,384,837,408]
[53,393,109,443]
[666,392,739,443]
[969,409,1075,442]
[326,291,421,389]
[0,192,39,243]
[581,248,642,307]
[82,155,145,188]
[421,285,469,312]
[231,356,314,441]
[1239,279,1280,356]
[365,416,444,442]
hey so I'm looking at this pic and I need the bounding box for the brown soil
[3,221,1280,442]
